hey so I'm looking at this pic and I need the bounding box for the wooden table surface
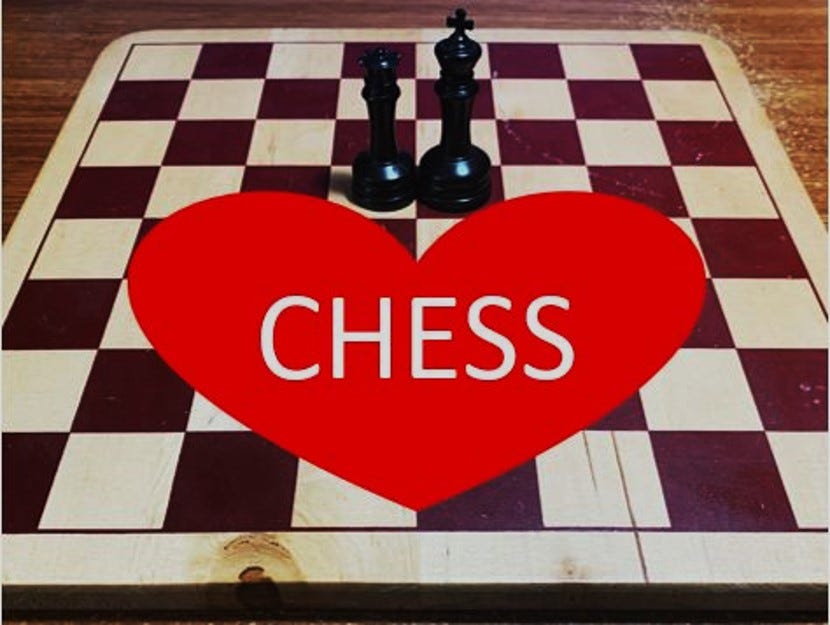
[3,0,827,239]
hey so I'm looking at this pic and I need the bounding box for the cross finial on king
[447,7,474,35]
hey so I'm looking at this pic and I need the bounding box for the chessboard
[3,28,827,616]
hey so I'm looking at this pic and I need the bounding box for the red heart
[128,191,704,510]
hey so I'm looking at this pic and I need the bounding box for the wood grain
[3,0,826,238]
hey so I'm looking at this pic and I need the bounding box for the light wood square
[501,165,590,198]
[121,44,201,80]
[100,280,151,349]
[675,166,777,218]
[560,44,640,79]
[268,43,345,78]
[187,393,248,431]
[337,79,369,118]
[645,80,731,121]
[768,432,827,529]
[291,461,416,527]
[146,166,244,217]
[81,121,174,166]
[714,278,828,348]
[537,431,668,528]
[640,349,763,431]
[247,120,335,165]
[337,78,415,119]
[2,350,96,432]
[30,219,141,279]
[179,79,264,120]
[471,120,500,164]
[536,431,633,527]
[39,433,183,529]
[416,120,441,160]
[578,120,670,166]
[492,79,573,119]
[614,431,671,528]
[416,218,461,259]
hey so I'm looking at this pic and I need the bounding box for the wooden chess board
[3,28,827,615]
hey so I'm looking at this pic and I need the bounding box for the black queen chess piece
[351,48,416,211]
[418,8,491,212]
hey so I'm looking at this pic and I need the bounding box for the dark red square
[488,43,564,79]
[694,218,807,278]
[3,279,120,349]
[374,219,416,259]
[136,217,163,245]
[418,461,543,530]
[193,43,272,79]
[342,43,416,78]
[589,393,647,430]
[660,121,754,166]
[242,166,330,198]
[73,350,193,432]
[3,433,67,533]
[651,431,797,531]
[164,432,298,531]
[588,166,686,216]
[569,80,653,119]
[416,80,445,119]
[416,79,494,119]
[631,44,715,80]
[683,279,734,348]
[332,119,415,166]
[56,167,159,218]
[417,166,504,218]
[100,81,188,120]
[129,218,163,265]
[740,349,827,431]
[163,120,254,166]
[497,120,583,165]
[258,79,339,119]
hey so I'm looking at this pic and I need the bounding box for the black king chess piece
[351,48,416,211]
[418,8,491,212]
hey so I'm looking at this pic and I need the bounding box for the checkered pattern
[3,39,826,538]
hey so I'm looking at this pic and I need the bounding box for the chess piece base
[418,145,491,213]
[351,151,416,211]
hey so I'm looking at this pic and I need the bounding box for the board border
[5,581,828,617]
[3,28,827,606]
